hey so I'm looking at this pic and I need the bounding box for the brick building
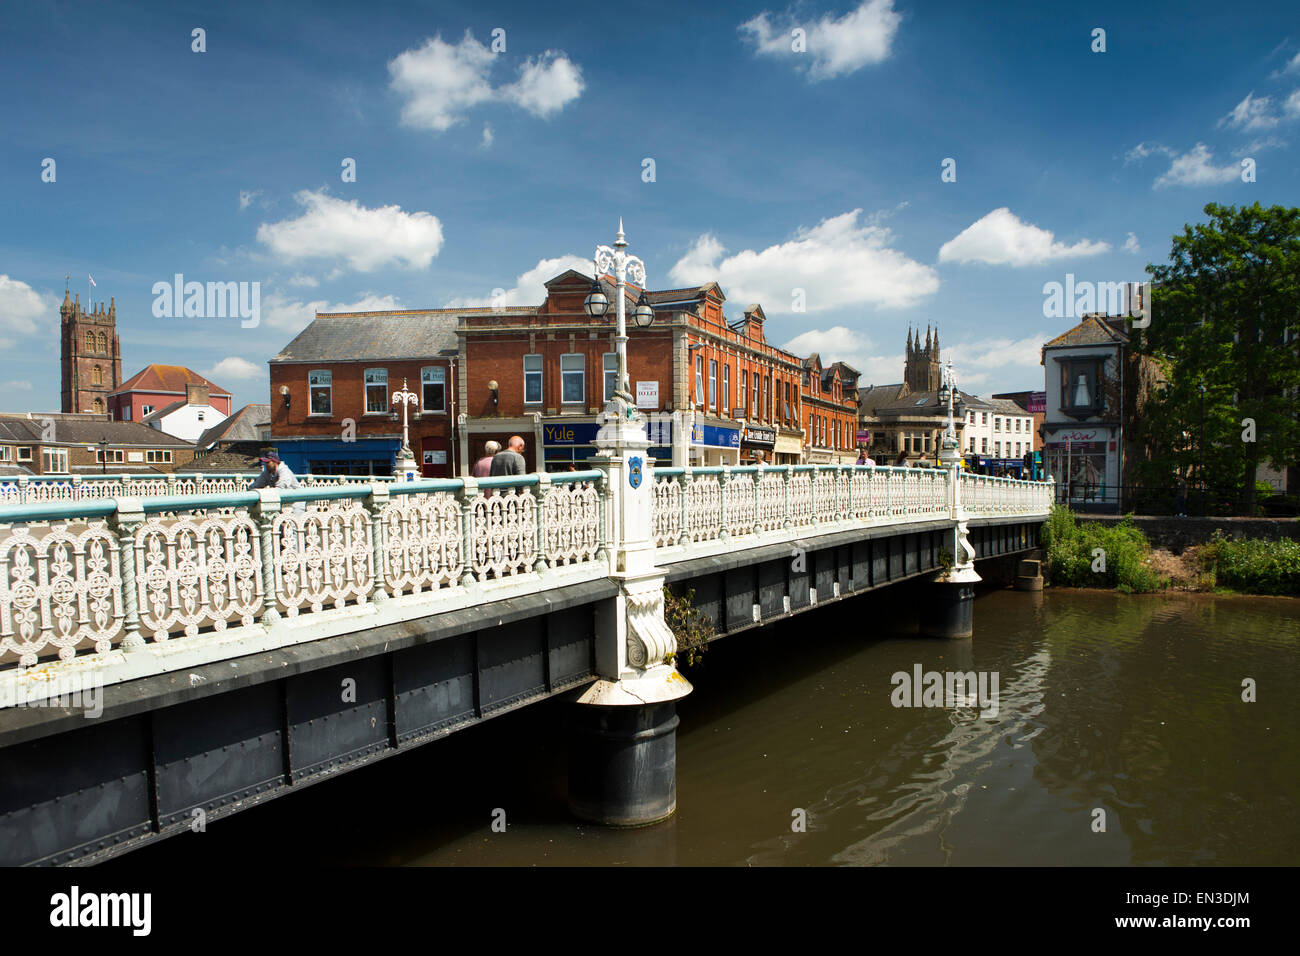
[60,289,122,415]
[109,364,232,424]
[456,272,861,471]
[268,311,459,477]
[0,413,194,475]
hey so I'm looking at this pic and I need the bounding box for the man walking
[473,440,500,478]
[490,435,527,477]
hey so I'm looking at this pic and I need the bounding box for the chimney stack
[186,382,210,406]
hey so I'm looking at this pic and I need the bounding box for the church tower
[60,281,122,414]
[904,324,942,393]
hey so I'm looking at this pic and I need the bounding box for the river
[123,586,1298,866]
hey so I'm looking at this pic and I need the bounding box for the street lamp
[98,437,108,474]
[392,377,419,477]
[938,361,959,468]
[589,219,649,403]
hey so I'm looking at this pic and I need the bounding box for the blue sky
[3,0,1298,412]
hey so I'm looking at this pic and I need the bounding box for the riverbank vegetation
[1042,507,1166,593]
[1041,506,1300,596]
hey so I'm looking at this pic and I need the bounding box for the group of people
[471,436,527,477]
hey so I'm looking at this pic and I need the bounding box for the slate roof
[273,311,460,363]
[185,445,263,473]
[0,415,192,447]
[872,389,992,415]
[986,397,1031,416]
[856,384,907,413]
[196,404,271,450]
[140,399,188,423]
[113,364,231,397]
[1042,314,1130,349]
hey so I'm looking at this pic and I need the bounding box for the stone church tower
[904,325,942,394]
[60,284,122,414]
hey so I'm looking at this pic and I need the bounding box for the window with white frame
[421,366,446,412]
[602,353,617,402]
[42,448,68,473]
[741,369,748,414]
[561,353,584,404]
[146,449,173,464]
[524,354,542,404]
[0,446,10,461]
[16,446,32,462]
[309,370,332,415]
[723,363,730,413]
[141,405,154,417]
[695,354,704,405]
[364,368,388,413]
[95,449,125,463]
[709,360,717,409]
[994,417,1001,432]
[982,438,988,453]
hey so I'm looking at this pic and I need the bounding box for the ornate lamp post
[586,219,654,407]
[938,361,960,468]
[392,377,419,481]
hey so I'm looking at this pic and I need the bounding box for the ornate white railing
[0,472,392,506]
[0,471,606,668]
[651,465,956,548]
[0,463,1048,672]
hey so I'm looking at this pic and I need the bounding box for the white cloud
[445,254,593,308]
[1286,89,1300,117]
[1286,52,1300,74]
[1124,142,1173,164]
[1220,92,1279,132]
[0,275,57,339]
[500,52,584,117]
[944,334,1049,392]
[389,32,495,132]
[938,208,1110,267]
[740,0,901,81]
[781,327,900,381]
[388,32,582,132]
[257,189,444,271]
[1234,136,1287,155]
[0,380,33,391]
[480,123,494,149]
[239,189,262,211]
[1122,232,1140,253]
[207,357,263,381]
[287,274,319,288]
[262,291,405,332]
[669,209,938,313]
[1153,143,1240,188]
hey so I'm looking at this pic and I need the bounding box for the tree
[1131,203,1300,512]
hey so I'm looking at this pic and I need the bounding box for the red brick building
[109,364,232,424]
[457,271,860,470]
[268,311,459,477]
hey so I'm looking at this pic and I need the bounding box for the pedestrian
[894,450,907,467]
[490,435,527,477]
[473,440,500,479]
[251,449,305,513]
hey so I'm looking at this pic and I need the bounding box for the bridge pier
[920,576,979,639]
[569,397,692,826]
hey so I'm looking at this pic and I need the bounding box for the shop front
[1043,425,1119,511]
[688,421,741,466]
[739,423,776,464]
[274,437,401,477]
[543,419,673,471]
[773,432,803,465]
